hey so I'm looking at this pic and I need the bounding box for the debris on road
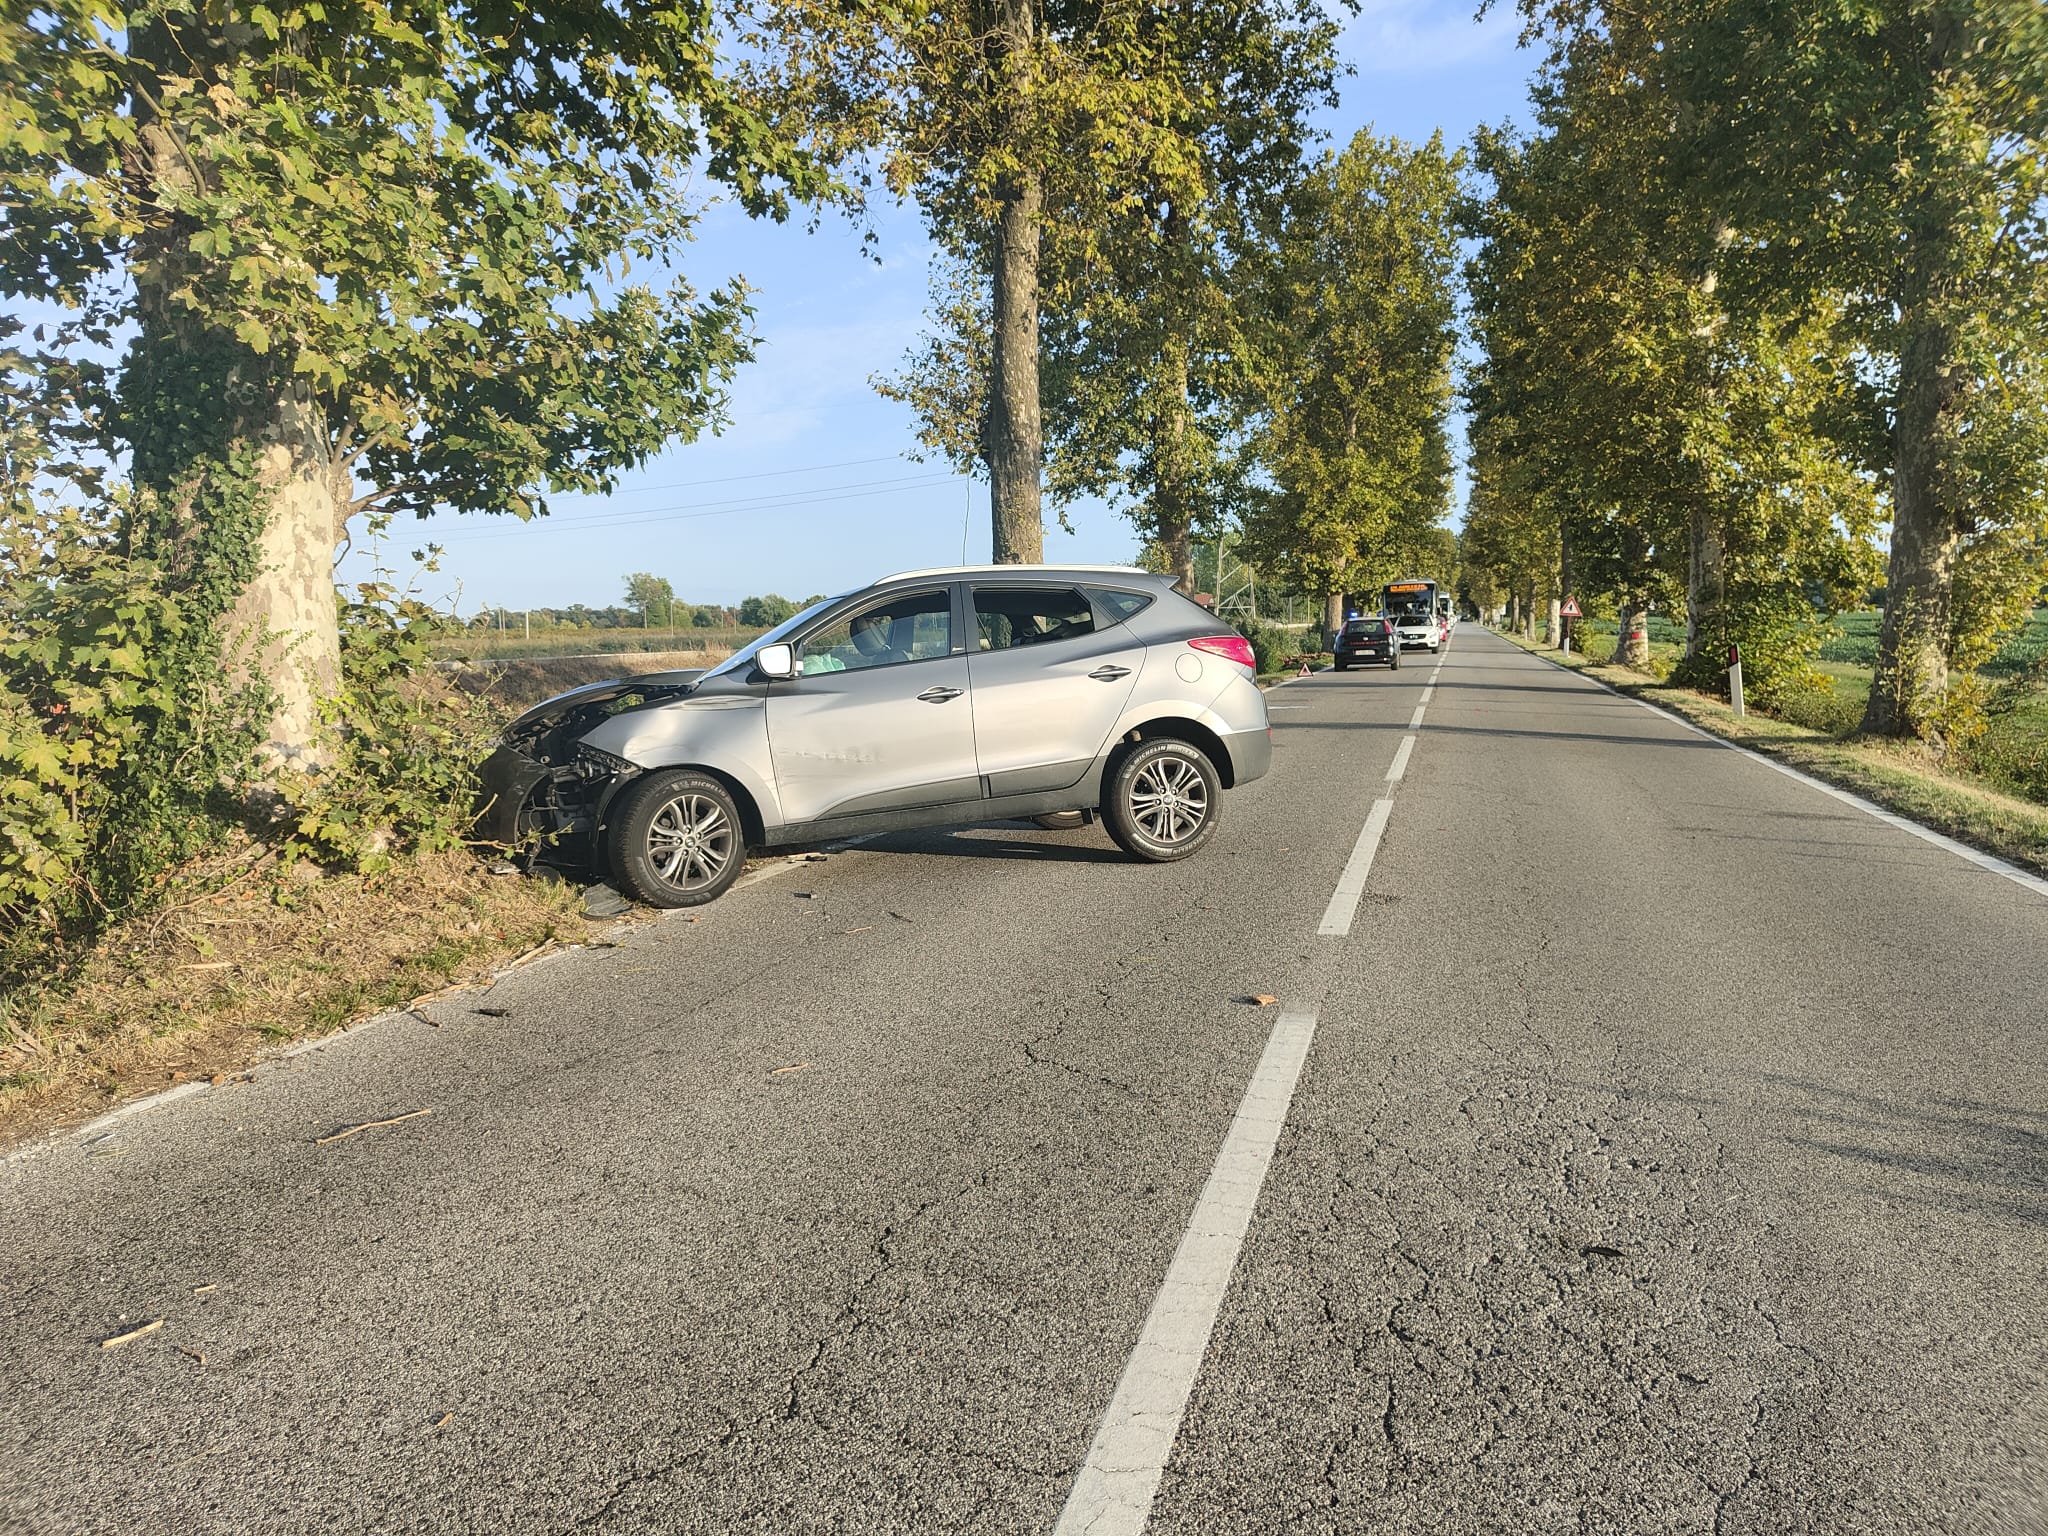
[888,911,913,923]
[176,1346,207,1365]
[788,852,829,863]
[1581,1243,1624,1260]
[429,1412,454,1432]
[1238,994,1280,1007]
[770,1062,812,1076]
[99,1319,163,1349]
[582,884,633,918]
[842,926,873,935]
[793,891,818,899]
[192,1284,217,1295]
[314,1107,434,1146]
[474,1006,511,1018]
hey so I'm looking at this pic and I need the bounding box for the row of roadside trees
[1457,0,2048,737]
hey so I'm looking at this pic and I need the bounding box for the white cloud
[1341,0,1522,75]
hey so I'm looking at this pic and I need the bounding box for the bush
[0,497,265,963]
[279,580,502,875]
[1236,621,1296,674]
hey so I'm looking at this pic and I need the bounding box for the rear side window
[1088,587,1155,623]
[973,586,1097,651]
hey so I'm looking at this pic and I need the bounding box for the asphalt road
[5,628,2046,1535]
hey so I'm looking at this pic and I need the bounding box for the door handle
[1088,665,1132,682]
[916,686,964,703]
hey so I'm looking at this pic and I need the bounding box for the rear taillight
[1188,634,1257,670]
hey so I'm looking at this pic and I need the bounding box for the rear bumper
[1220,724,1273,786]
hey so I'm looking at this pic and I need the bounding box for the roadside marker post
[1560,597,1582,655]
[1728,642,1745,717]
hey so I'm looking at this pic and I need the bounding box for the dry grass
[0,844,585,1148]
[1497,630,2048,877]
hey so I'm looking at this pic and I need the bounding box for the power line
[440,473,964,541]
[564,452,914,500]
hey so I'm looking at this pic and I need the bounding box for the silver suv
[477,566,1274,907]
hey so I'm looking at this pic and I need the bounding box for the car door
[965,584,1144,797]
[764,585,980,824]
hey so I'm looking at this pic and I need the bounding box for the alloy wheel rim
[646,793,736,889]
[1129,756,1208,844]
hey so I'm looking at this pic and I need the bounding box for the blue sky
[370,0,1539,616]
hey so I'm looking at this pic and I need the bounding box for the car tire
[1390,651,1402,670]
[605,769,749,909]
[1104,739,1221,864]
[1334,659,1348,672]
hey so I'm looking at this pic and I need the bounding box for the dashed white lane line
[1051,1005,1320,1536]
[1386,735,1417,782]
[1419,686,1434,705]
[1059,703,1421,1532]
[1407,704,1426,730]
[1317,797,1396,938]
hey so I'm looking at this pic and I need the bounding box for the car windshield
[706,595,845,678]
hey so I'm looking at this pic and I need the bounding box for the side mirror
[756,642,796,680]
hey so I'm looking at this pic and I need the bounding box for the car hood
[506,670,705,734]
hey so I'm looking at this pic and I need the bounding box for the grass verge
[0,844,585,1150]
[1493,628,2048,878]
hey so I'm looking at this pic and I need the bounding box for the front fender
[578,696,783,834]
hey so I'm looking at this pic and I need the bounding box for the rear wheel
[1334,658,1349,672]
[605,770,748,908]
[1104,739,1221,863]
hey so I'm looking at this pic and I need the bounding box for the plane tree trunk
[1863,307,1963,737]
[982,0,1044,565]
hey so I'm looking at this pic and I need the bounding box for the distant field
[433,625,764,663]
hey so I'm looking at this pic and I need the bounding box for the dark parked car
[1334,617,1401,671]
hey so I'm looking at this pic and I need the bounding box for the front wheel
[605,769,749,908]
[1104,739,1221,863]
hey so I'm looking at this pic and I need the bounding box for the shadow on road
[864,825,1132,864]
[1765,1074,2048,1230]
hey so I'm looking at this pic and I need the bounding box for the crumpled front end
[473,673,701,859]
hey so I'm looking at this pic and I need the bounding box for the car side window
[799,589,952,674]
[1088,587,1154,623]
[974,586,1097,652]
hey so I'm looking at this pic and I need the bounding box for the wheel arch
[1102,716,1236,792]
[601,763,767,849]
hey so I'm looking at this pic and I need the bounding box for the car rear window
[1347,620,1388,636]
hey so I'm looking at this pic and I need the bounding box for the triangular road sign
[1560,597,1582,617]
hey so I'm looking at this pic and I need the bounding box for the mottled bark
[123,18,342,764]
[1863,311,1963,737]
[1685,502,1725,660]
[1610,530,1651,668]
[983,0,1043,564]
[1151,330,1196,595]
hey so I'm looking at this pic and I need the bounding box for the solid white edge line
[1387,735,1417,783]
[1051,1008,1319,1536]
[1407,705,1426,730]
[1317,798,1395,937]
[1501,635,2048,901]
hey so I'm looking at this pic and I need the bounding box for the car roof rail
[870,563,1172,586]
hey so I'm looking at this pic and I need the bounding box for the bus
[1382,578,1439,618]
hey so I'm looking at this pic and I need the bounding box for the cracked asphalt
[4,628,2046,1535]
